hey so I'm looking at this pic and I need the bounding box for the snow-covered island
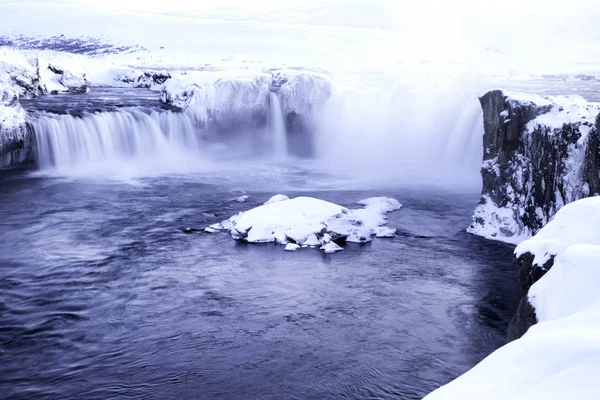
[426,196,600,400]
[206,195,402,253]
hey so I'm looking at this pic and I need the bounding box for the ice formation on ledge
[160,69,333,135]
[206,196,402,252]
[468,90,600,244]
[0,71,28,167]
[161,70,271,130]
[271,69,332,121]
[427,197,600,400]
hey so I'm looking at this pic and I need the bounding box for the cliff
[468,90,600,244]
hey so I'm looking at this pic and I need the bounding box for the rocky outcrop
[161,69,332,156]
[0,72,31,167]
[468,90,600,243]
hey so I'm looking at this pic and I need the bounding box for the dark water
[0,169,520,400]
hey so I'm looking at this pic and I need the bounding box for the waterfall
[268,91,287,158]
[31,108,203,176]
[314,87,485,188]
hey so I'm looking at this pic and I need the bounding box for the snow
[272,69,333,118]
[284,243,300,251]
[467,195,530,245]
[515,197,600,266]
[526,95,600,131]
[264,194,289,204]
[161,70,271,127]
[427,197,600,400]
[207,195,401,252]
[529,244,600,323]
[233,195,250,203]
[0,72,27,155]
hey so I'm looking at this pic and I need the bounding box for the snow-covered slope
[426,197,600,400]
[468,90,600,244]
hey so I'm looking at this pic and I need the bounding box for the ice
[321,241,343,254]
[0,71,27,162]
[161,70,271,128]
[284,243,300,252]
[207,195,401,252]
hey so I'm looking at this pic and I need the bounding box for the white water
[32,109,211,178]
[268,91,287,158]
[315,86,484,188]
[27,86,485,188]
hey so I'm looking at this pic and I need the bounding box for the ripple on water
[0,173,521,399]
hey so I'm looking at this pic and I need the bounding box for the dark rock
[507,295,537,342]
[516,251,553,294]
[47,64,64,75]
[134,72,172,89]
[472,90,600,237]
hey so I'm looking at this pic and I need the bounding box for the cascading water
[314,86,485,188]
[31,108,204,176]
[268,91,287,158]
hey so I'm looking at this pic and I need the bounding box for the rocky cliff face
[469,90,600,243]
[469,90,600,341]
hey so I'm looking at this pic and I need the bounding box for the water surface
[0,169,520,399]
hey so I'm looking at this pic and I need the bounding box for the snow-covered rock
[206,195,401,252]
[515,196,600,268]
[161,70,270,132]
[0,47,42,98]
[264,194,289,204]
[468,90,600,244]
[508,196,600,339]
[233,195,250,203]
[159,69,333,155]
[0,72,30,167]
[284,243,300,251]
[271,69,333,157]
[426,198,600,400]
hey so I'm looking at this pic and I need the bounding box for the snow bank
[428,197,600,400]
[469,90,600,244]
[206,195,402,252]
[515,197,600,266]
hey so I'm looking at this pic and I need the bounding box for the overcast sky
[2,0,599,73]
